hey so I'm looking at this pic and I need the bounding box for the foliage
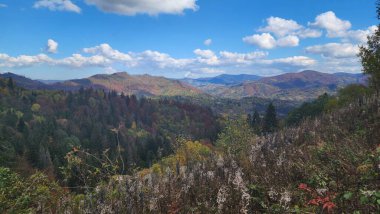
[359,8,380,93]
[0,167,66,213]
[0,77,220,178]
[286,85,371,126]
[66,93,379,213]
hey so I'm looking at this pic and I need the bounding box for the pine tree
[7,77,14,90]
[251,109,262,134]
[262,103,278,133]
[251,109,261,127]
[247,114,252,126]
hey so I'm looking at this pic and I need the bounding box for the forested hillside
[1,1,380,213]
[69,92,379,213]
[0,78,220,179]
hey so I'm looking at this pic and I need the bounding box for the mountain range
[0,70,367,101]
[183,70,367,100]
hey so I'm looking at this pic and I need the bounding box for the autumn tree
[359,0,380,93]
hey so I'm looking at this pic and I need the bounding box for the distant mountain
[191,70,367,101]
[0,72,203,97]
[0,72,52,90]
[182,74,262,86]
[51,72,204,97]
[2,71,367,100]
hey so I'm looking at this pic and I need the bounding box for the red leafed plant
[298,183,337,213]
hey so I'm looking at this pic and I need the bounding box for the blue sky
[0,0,378,80]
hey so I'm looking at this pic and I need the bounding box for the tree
[359,1,380,93]
[7,78,14,90]
[251,109,261,127]
[248,109,261,134]
[262,102,278,133]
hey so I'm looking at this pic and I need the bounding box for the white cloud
[262,56,316,67]
[194,49,220,65]
[243,33,299,49]
[256,16,322,40]
[136,50,192,68]
[219,51,267,64]
[305,43,359,58]
[276,35,299,47]
[84,0,198,16]
[0,53,53,67]
[83,43,133,62]
[344,25,377,43]
[309,11,376,44]
[0,43,319,78]
[309,11,351,37]
[310,56,361,74]
[59,54,111,67]
[46,39,58,54]
[199,67,225,74]
[0,3,7,8]
[297,28,322,39]
[259,17,302,37]
[34,0,81,13]
[104,66,119,74]
[243,33,277,49]
[204,39,212,46]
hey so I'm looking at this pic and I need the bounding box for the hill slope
[59,93,380,213]
[1,72,204,97]
[52,72,204,97]
[0,72,52,90]
[193,70,367,100]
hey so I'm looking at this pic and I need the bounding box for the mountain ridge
[0,70,367,100]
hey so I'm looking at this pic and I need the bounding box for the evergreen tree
[359,1,380,93]
[251,109,261,127]
[262,102,278,133]
[7,77,14,90]
[251,109,262,134]
[247,114,252,126]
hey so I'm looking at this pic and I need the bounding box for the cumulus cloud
[297,28,322,39]
[305,43,359,58]
[259,17,322,38]
[344,25,377,43]
[58,54,111,67]
[194,49,220,65]
[84,0,198,16]
[83,43,133,62]
[243,33,277,49]
[204,39,212,46]
[0,53,53,67]
[244,16,323,49]
[309,11,351,37]
[259,17,302,37]
[276,35,299,47]
[46,39,58,54]
[308,11,377,44]
[261,56,316,67]
[243,33,299,49]
[34,0,81,13]
[219,51,267,64]
[136,50,193,68]
[0,43,318,77]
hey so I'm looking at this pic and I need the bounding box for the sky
[0,0,378,80]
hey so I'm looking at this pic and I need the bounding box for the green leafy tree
[359,1,380,93]
[262,102,278,133]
